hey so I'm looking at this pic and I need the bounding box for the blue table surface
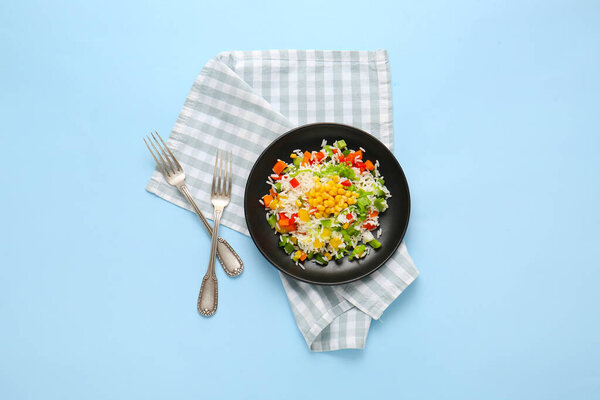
[1,1,599,399]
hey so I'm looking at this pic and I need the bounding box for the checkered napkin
[146,50,419,351]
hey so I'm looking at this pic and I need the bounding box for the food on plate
[259,139,390,267]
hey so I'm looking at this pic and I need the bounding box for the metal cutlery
[197,150,232,316]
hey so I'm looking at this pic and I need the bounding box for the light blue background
[1,0,599,399]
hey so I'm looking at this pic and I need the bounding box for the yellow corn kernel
[279,195,287,199]
[308,199,316,207]
[321,228,331,239]
[315,182,322,190]
[314,239,323,248]
[324,200,333,207]
[290,236,298,244]
[294,250,302,259]
[342,223,349,229]
[295,199,302,207]
[334,205,342,213]
[337,188,345,195]
[330,237,342,248]
[341,202,348,209]
[352,192,360,198]
[348,198,356,205]
[324,252,332,260]
[290,153,297,158]
[315,212,322,218]
[269,199,278,210]
[327,180,335,186]
[332,175,340,182]
[308,189,315,196]
[326,208,334,215]
[335,194,342,202]
[317,205,325,211]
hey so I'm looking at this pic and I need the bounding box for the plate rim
[243,122,411,286]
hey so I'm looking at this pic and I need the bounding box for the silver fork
[143,131,243,278]
[197,150,232,316]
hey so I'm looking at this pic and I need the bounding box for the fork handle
[198,208,222,316]
[178,185,243,277]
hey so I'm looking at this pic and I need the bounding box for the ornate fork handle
[178,184,243,277]
[197,207,223,316]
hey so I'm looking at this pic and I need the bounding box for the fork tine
[218,149,224,194]
[154,130,182,172]
[146,134,173,176]
[148,133,172,175]
[151,131,176,175]
[211,149,218,195]
[144,137,168,176]
[228,151,232,196]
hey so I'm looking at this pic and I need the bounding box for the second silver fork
[197,150,232,317]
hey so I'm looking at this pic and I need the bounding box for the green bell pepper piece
[368,239,382,249]
[374,198,387,212]
[268,214,277,229]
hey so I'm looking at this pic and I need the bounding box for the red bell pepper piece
[289,178,300,188]
[341,180,352,187]
[363,222,376,230]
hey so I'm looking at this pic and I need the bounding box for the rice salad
[260,139,391,267]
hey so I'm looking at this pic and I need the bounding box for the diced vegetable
[267,214,277,228]
[268,199,278,210]
[301,151,311,166]
[293,157,301,168]
[369,210,379,218]
[364,160,375,171]
[341,179,352,187]
[350,244,366,260]
[368,239,382,249]
[289,178,300,188]
[279,218,290,226]
[356,197,370,210]
[298,209,310,222]
[314,254,329,265]
[335,139,347,149]
[263,195,273,207]
[284,243,295,254]
[363,222,376,230]
[315,151,325,161]
[330,237,342,248]
[374,198,387,212]
[273,160,287,174]
[274,182,282,192]
[321,219,332,227]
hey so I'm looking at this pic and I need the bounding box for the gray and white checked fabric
[146,50,419,351]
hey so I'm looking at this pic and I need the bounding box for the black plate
[244,123,410,285]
